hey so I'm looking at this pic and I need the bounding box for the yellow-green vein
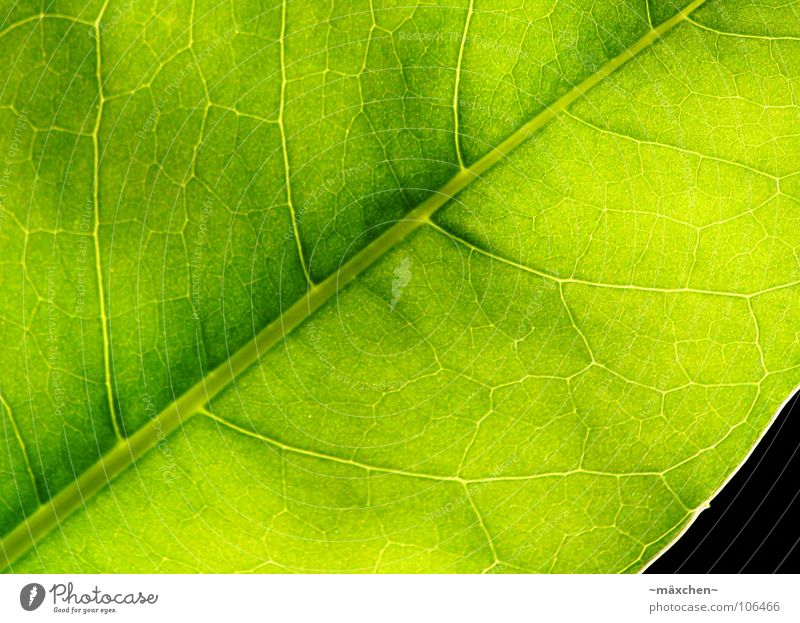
[0,0,706,571]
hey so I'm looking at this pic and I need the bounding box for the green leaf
[1,0,799,573]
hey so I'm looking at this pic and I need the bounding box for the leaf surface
[1,0,799,572]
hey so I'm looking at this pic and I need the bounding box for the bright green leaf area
[1,0,799,573]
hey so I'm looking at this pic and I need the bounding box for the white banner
[0,574,796,622]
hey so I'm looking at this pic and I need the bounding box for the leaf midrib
[0,0,706,571]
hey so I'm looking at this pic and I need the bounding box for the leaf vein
[0,0,708,569]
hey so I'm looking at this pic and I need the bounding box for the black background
[647,392,800,573]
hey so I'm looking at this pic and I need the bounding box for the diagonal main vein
[0,0,706,571]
